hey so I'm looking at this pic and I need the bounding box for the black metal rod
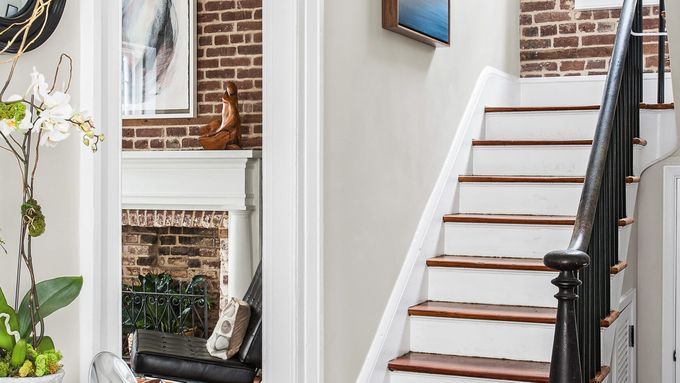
[659,0,666,103]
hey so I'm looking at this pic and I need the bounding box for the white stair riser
[472,146,590,176]
[410,317,609,363]
[391,371,534,383]
[428,268,624,310]
[611,271,625,312]
[410,317,554,362]
[472,146,642,176]
[627,183,638,214]
[485,111,598,140]
[428,267,558,308]
[619,225,632,263]
[444,222,573,258]
[445,222,633,259]
[459,183,638,216]
[634,146,642,175]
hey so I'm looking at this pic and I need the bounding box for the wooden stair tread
[388,352,551,382]
[473,139,592,146]
[389,353,610,383]
[409,301,557,324]
[410,301,621,327]
[428,255,550,271]
[443,214,634,226]
[485,103,673,113]
[428,255,629,275]
[640,102,675,110]
[459,175,640,183]
[473,138,646,146]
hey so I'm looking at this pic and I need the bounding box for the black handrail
[543,0,643,381]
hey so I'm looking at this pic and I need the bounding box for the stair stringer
[355,67,521,383]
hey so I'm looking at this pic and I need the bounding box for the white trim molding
[79,0,122,381]
[356,67,520,383]
[262,0,324,381]
[576,0,658,10]
[663,165,680,383]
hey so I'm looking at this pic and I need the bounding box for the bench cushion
[131,330,257,383]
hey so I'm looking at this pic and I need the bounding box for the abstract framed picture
[121,0,197,119]
[383,0,450,47]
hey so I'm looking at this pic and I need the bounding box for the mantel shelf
[122,150,262,212]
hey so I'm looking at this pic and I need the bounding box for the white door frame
[79,0,122,381]
[663,166,680,383]
[82,0,326,381]
[261,0,326,382]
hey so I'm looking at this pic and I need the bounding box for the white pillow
[206,298,251,360]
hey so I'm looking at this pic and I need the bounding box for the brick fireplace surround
[122,210,229,326]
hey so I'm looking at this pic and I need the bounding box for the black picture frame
[0,0,67,53]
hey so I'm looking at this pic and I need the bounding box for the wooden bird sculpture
[200,82,242,150]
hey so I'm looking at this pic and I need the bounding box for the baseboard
[355,67,521,383]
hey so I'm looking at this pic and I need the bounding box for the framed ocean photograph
[121,0,197,119]
[383,0,450,47]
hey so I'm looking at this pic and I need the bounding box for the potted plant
[0,17,103,383]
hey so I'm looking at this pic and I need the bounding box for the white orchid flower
[29,67,50,103]
[37,115,73,147]
[19,108,33,133]
[35,90,75,147]
[0,95,31,137]
[6,94,22,103]
[0,119,12,136]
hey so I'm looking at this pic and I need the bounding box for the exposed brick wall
[122,0,263,150]
[122,225,227,328]
[521,0,671,77]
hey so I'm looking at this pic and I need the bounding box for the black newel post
[545,249,590,383]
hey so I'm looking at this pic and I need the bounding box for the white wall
[636,0,680,380]
[323,2,519,382]
[0,1,85,380]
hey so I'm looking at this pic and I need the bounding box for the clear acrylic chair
[89,351,137,383]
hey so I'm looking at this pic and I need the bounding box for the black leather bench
[131,264,262,383]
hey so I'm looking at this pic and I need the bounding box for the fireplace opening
[121,210,229,357]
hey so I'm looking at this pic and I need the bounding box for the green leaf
[18,277,83,338]
[36,336,55,353]
[0,288,7,307]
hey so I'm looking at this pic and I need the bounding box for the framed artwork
[121,0,197,119]
[383,0,450,47]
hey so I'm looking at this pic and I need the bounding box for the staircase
[379,0,679,380]
[385,104,671,383]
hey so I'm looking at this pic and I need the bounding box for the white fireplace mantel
[121,150,262,298]
[122,150,262,211]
